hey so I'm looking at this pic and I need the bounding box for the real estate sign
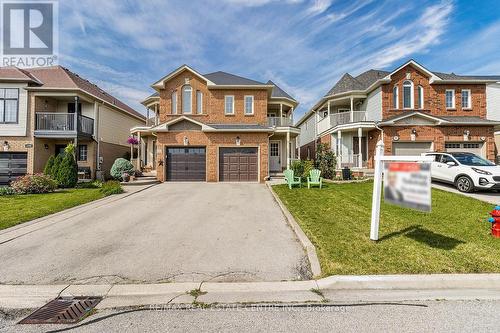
[383,162,431,212]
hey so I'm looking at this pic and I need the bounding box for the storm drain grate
[19,296,101,324]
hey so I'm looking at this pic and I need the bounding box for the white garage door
[393,142,432,156]
[445,142,484,157]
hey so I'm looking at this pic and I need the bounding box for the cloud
[307,0,333,15]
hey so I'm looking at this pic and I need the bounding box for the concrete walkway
[0,183,308,285]
[432,182,500,205]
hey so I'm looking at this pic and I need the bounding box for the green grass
[273,181,500,275]
[0,189,105,230]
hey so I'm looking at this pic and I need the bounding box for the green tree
[315,143,337,179]
[43,155,55,177]
[55,144,78,188]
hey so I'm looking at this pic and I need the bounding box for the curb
[2,274,500,309]
[266,182,322,278]
[0,182,159,244]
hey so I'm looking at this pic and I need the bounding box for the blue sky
[58,0,500,119]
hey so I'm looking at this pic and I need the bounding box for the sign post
[370,140,434,241]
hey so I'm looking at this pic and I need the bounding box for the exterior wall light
[183,136,189,146]
[3,141,9,151]
[236,136,241,146]
[410,128,417,141]
[393,136,399,141]
[44,144,49,149]
[481,136,486,141]
[463,130,470,141]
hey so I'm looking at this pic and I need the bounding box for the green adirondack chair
[284,169,301,189]
[307,169,323,189]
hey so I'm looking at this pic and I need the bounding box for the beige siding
[98,105,144,146]
[0,83,29,136]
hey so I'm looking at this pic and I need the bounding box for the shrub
[10,174,57,194]
[55,145,78,188]
[0,186,16,196]
[315,143,337,179]
[290,159,314,182]
[100,180,124,196]
[44,155,55,177]
[110,158,134,180]
[51,153,64,179]
[76,180,103,189]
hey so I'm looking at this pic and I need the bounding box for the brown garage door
[0,152,27,185]
[166,147,206,181]
[219,147,258,182]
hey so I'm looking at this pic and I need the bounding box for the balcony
[317,111,367,134]
[268,117,293,127]
[35,113,94,138]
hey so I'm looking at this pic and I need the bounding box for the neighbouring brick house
[296,59,500,171]
[131,65,299,183]
[0,66,145,185]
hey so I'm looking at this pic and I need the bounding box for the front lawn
[0,189,105,230]
[273,181,500,275]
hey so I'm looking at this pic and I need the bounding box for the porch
[331,126,373,170]
[269,130,299,173]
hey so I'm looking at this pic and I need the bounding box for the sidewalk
[2,274,500,310]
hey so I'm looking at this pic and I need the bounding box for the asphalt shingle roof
[203,71,267,86]
[433,72,500,81]
[267,80,296,101]
[325,70,389,96]
[0,65,144,120]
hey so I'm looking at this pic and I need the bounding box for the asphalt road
[0,183,308,284]
[432,181,500,205]
[1,300,498,332]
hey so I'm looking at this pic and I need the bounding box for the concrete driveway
[0,183,309,284]
[432,182,500,205]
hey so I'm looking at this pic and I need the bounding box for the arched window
[171,91,177,114]
[417,85,424,109]
[182,85,192,114]
[393,86,399,109]
[402,80,413,109]
[196,90,203,114]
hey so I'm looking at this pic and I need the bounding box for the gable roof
[204,71,267,86]
[267,80,297,103]
[0,65,144,120]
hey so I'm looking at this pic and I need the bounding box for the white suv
[423,152,500,193]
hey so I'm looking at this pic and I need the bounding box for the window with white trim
[244,95,254,115]
[393,86,398,109]
[182,85,192,114]
[445,89,455,109]
[417,85,424,109]
[171,91,177,114]
[402,80,413,109]
[225,95,234,115]
[78,145,88,161]
[196,90,203,114]
[461,89,471,109]
[0,88,19,124]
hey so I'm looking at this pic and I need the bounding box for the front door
[353,137,367,161]
[270,141,281,172]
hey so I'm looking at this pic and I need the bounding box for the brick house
[297,60,500,171]
[0,66,145,185]
[131,65,299,182]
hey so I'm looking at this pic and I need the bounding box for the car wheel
[455,175,474,193]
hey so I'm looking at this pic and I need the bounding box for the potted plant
[121,172,131,182]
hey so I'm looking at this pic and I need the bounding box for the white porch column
[279,103,283,125]
[290,106,294,124]
[337,130,342,168]
[358,127,363,168]
[155,104,159,125]
[327,100,331,114]
[146,107,150,126]
[137,132,141,170]
[286,131,291,169]
[350,96,354,122]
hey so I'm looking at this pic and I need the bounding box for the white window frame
[182,85,192,114]
[244,95,254,115]
[225,95,235,115]
[445,89,455,109]
[461,89,471,109]
[171,91,177,114]
[196,90,203,114]
[417,85,424,109]
[0,88,19,124]
[393,86,399,109]
[402,80,414,109]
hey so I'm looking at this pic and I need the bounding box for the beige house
[0,66,145,184]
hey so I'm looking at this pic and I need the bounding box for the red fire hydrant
[488,206,500,238]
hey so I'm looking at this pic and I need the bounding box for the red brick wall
[299,140,317,160]
[366,126,495,167]
[381,64,486,119]
[158,69,268,125]
[156,131,269,183]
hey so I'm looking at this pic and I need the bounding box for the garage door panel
[393,142,432,156]
[166,147,206,181]
[0,152,27,185]
[445,142,484,157]
[219,148,258,182]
